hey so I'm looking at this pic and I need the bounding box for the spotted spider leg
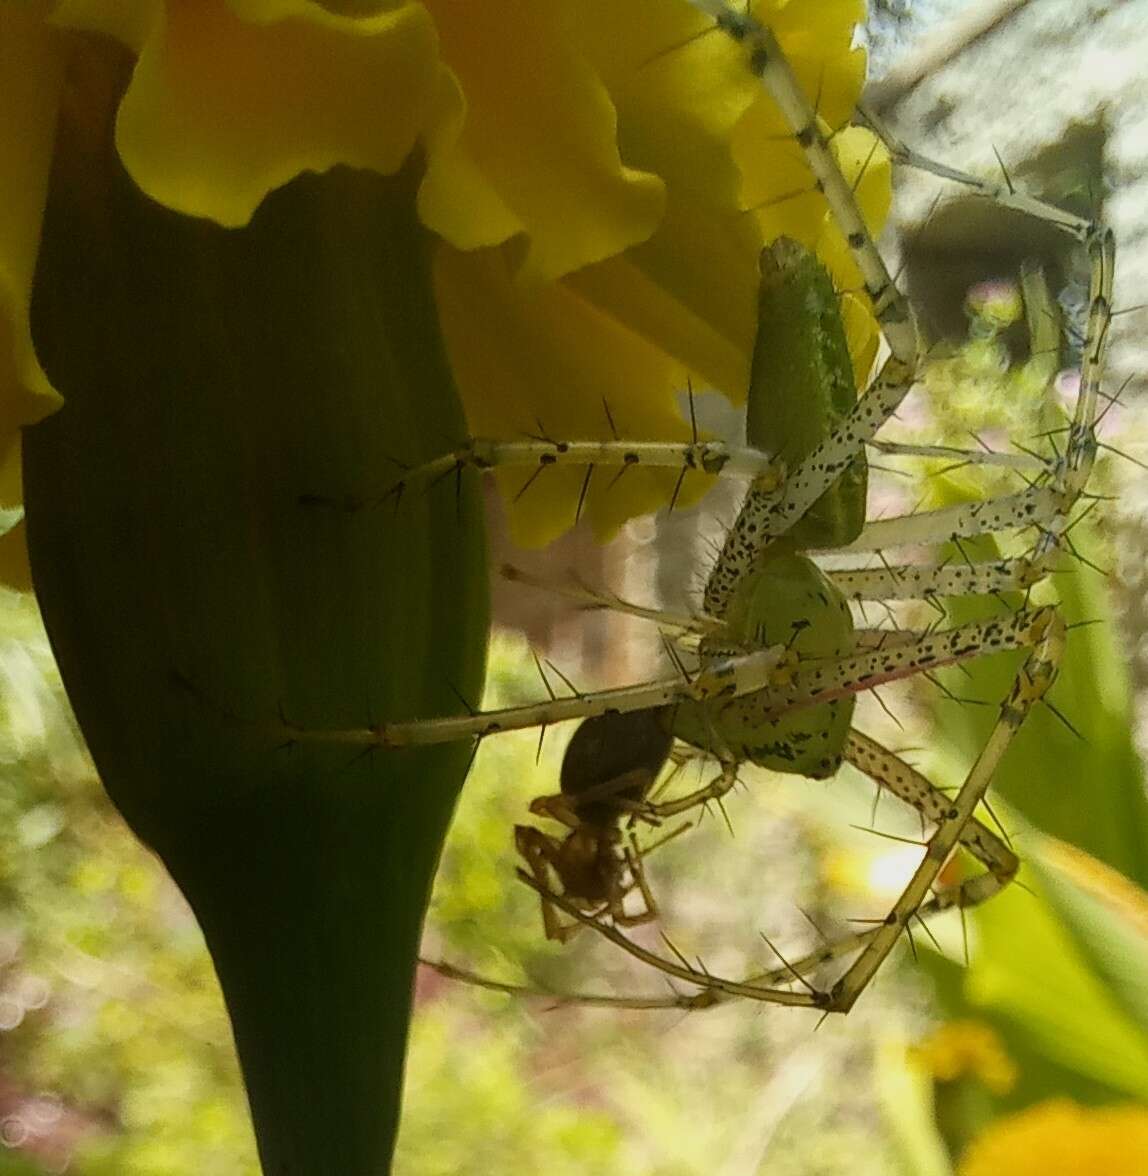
[506,608,1060,1014]
[687,1,1112,618]
[337,430,1039,514]
[423,725,1021,1013]
[279,221,1109,752]
[271,602,1053,753]
[415,5,1114,1014]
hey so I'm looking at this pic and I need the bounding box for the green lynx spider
[293,2,1116,1014]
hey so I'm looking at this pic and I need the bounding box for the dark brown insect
[515,709,674,942]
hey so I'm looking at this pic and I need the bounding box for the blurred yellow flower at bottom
[909,1020,1017,1095]
[958,1099,1148,1176]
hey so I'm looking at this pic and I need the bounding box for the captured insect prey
[286,0,1115,1014]
[516,709,675,945]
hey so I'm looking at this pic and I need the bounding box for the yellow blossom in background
[1,0,888,563]
[909,1020,1019,1096]
[958,1099,1148,1176]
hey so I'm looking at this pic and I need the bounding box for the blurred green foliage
[902,278,1148,1170]
[0,588,256,1174]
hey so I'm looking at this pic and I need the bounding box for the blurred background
[4,1,1148,1172]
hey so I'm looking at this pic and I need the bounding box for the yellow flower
[1,0,888,572]
[909,1020,1019,1096]
[958,1099,1148,1176]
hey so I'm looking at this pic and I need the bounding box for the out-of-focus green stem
[23,85,486,1174]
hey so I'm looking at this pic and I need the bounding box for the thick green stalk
[22,92,486,1174]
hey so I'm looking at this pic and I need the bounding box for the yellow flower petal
[568,0,765,399]
[959,1100,1148,1176]
[567,221,757,411]
[112,0,441,227]
[449,0,884,541]
[909,1020,1019,1095]
[568,0,883,400]
[0,3,66,465]
[840,291,880,388]
[49,0,154,51]
[770,0,867,129]
[435,243,709,546]
[418,0,667,286]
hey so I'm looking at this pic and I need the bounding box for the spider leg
[843,729,1018,905]
[828,555,1042,603]
[634,757,741,821]
[417,957,721,1012]
[703,353,917,615]
[824,609,1063,1012]
[271,643,787,749]
[500,563,722,639]
[866,440,1048,472]
[833,491,1060,555]
[514,867,827,1009]
[303,438,782,511]
[857,105,1097,245]
[717,607,1055,721]
[687,1,916,359]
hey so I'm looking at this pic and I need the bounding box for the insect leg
[514,825,583,943]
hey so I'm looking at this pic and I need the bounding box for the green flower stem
[23,105,486,1174]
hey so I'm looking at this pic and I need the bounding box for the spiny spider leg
[866,440,1048,471]
[425,729,1017,1014]
[687,0,916,357]
[709,607,1054,720]
[500,563,722,638]
[529,617,1058,1013]
[701,355,916,616]
[417,957,721,1012]
[514,868,827,1008]
[315,424,1043,515]
[269,606,1053,752]
[688,2,1113,616]
[822,609,1063,1011]
[314,433,1041,513]
[306,438,782,511]
[856,105,1097,244]
[271,644,787,748]
[827,556,1043,603]
[842,730,1018,905]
